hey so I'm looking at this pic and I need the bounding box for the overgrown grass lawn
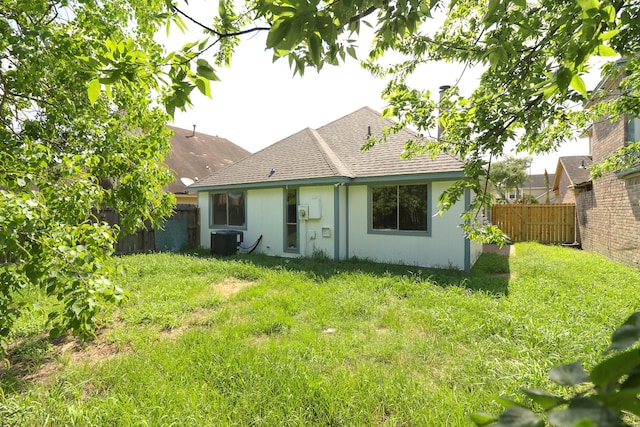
[2,243,640,425]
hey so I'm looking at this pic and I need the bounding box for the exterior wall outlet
[298,205,309,220]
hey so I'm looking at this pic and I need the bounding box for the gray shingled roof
[552,155,593,190]
[164,125,250,193]
[190,107,464,189]
[525,173,555,189]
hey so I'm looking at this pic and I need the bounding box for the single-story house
[189,107,482,271]
[164,125,250,204]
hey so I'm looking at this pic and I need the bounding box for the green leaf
[593,44,618,57]
[549,362,590,385]
[88,78,100,105]
[555,67,573,92]
[521,388,565,410]
[570,74,588,98]
[266,19,292,50]
[590,349,640,387]
[608,311,640,352]
[470,412,498,426]
[483,0,501,26]
[194,77,211,97]
[308,33,322,66]
[547,398,621,427]
[488,47,508,69]
[495,395,526,408]
[591,388,640,417]
[496,407,544,427]
[599,29,619,41]
[576,0,599,12]
[196,64,219,81]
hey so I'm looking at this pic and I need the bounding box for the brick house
[574,71,640,267]
[552,156,592,204]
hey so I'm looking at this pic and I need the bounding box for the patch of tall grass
[1,243,639,425]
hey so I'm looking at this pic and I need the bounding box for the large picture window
[210,191,246,227]
[371,184,428,232]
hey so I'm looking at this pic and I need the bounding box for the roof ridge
[315,106,378,131]
[308,128,355,178]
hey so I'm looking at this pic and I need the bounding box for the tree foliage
[0,0,181,341]
[169,0,639,236]
[489,157,531,203]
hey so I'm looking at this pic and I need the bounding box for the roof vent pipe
[187,124,196,138]
[438,85,451,142]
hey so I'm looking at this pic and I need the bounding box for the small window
[210,191,245,227]
[371,184,428,232]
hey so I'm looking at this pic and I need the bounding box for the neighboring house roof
[190,107,465,190]
[552,155,593,191]
[164,125,251,194]
[525,173,554,189]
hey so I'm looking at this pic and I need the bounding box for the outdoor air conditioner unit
[298,205,309,220]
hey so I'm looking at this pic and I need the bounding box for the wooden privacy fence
[491,204,576,244]
[101,204,199,255]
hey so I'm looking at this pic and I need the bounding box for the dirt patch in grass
[215,278,255,297]
[194,278,255,304]
[2,328,131,385]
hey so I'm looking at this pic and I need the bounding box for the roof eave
[189,176,353,192]
[189,170,466,192]
[616,164,640,179]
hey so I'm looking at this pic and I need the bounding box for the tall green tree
[0,0,182,340]
[490,157,531,203]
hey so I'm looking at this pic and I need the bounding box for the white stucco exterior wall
[298,186,337,259]
[346,181,469,269]
[469,234,483,268]
[198,179,478,270]
[199,186,339,259]
[197,190,211,248]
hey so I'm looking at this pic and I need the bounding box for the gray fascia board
[190,176,352,192]
[616,164,640,178]
[350,171,465,184]
[191,171,465,192]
